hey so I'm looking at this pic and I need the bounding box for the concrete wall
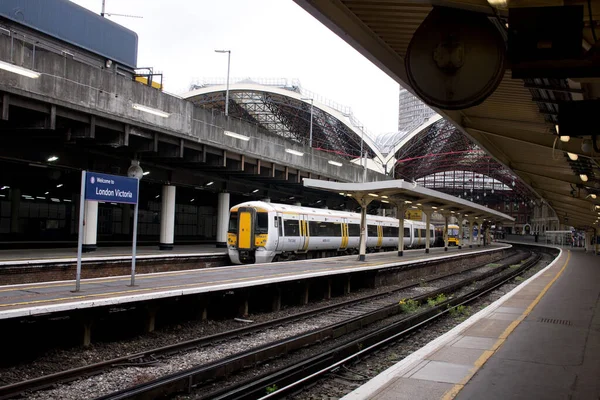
[0,32,386,183]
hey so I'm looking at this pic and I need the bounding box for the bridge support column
[468,219,474,248]
[83,200,98,252]
[159,185,176,250]
[444,215,449,251]
[344,276,351,295]
[425,210,431,254]
[81,318,93,347]
[238,296,249,318]
[145,305,158,333]
[216,192,230,248]
[10,188,20,234]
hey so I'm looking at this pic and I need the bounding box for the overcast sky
[70,0,400,135]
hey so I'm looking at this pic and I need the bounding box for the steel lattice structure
[186,81,379,162]
[393,120,536,204]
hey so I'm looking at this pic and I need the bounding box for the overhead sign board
[405,209,423,221]
[84,172,138,204]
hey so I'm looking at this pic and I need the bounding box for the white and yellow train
[227,201,435,264]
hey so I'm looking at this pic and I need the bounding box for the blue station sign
[84,172,138,204]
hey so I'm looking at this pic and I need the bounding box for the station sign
[405,209,423,221]
[84,172,138,204]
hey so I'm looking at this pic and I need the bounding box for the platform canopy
[303,178,515,223]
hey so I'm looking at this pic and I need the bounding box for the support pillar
[425,211,431,254]
[272,287,281,312]
[238,297,249,318]
[324,279,332,300]
[216,192,230,248]
[301,282,309,305]
[83,200,98,252]
[468,219,474,248]
[10,188,20,234]
[343,276,351,295]
[443,215,449,251]
[145,306,157,333]
[358,199,367,261]
[159,185,176,250]
[82,319,93,347]
[458,220,463,249]
[398,205,406,256]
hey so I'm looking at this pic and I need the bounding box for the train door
[340,221,348,250]
[275,213,284,252]
[237,207,255,250]
[297,214,309,253]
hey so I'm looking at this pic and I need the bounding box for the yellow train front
[227,201,435,264]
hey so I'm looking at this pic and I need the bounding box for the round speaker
[405,7,506,110]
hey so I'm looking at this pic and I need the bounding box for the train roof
[230,201,431,226]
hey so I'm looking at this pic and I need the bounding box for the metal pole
[130,179,140,286]
[309,99,313,147]
[74,170,86,292]
[101,0,106,17]
[225,51,231,116]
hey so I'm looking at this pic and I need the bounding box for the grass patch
[427,293,447,307]
[399,298,420,313]
[266,384,278,394]
[448,304,471,318]
[515,276,525,282]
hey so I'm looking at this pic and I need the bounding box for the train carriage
[228,201,435,264]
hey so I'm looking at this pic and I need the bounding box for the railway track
[0,250,530,400]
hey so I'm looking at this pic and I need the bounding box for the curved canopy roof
[182,80,384,164]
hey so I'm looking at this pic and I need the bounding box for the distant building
[398,88,435,131]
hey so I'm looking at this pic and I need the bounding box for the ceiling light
[0,186,8,190]
[0,60,40,78]
[560,136,570,143]
[143,171,150,176]
[224,130,250,141]
[451,211,455,213]
[155,195,160,199]
[328,160,342,167]
[252,189,259,193]
[381,195,389,199]
[411,206,418,209]
[339,192,345,196]
[404,200,412,204]
[44,191,49,195]
[589,194,597,199]
[368,193,379,197]
[285,149,304,157]
[132,103,170,118]
[56,184,63,188]
[567,152,578,161]
[191,199,195,202]
[36,196,46,200]
[431,206,437,209]
[580,174,589,182]
[64,199,71,202]
[381,200,389,203]
[416,203,422,206]
[47,155,58,162]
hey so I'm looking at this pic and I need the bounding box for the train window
[228,212,238,233]
[414,229,418,237]
[404,227,410,237]
[419,229,427,237]
[278,217,283,236]
[367,225,378,237]
[255,213,269,234]
[284,219,300,236]
[382,226,399,237]
[348,224,360,236]
[309,221,340,236]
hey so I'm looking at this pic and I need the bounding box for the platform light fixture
[0,60,40,78]
[56,183,63,188]
[143,171,150,176]
[47,155,58,162]
[381,200,389,203]
[328,160,342,167]
[587,194,597,199]
[132,103,170,118]
[560,135,570,143]
[580,174,589,182]
[44,191,49,195]
[206,181,214,186]
[368,193,379,197]
[0,185,8,190]
[567,152,579,161]
[285,149,304,157]
[223,130,250,141]
[252,189,259,193]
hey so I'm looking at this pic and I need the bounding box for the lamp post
[215,50,231,116]
[301,97,314,147]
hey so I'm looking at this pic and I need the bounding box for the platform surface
[0,244,506,320]
[0,244,227,266]
[341,246,599,400]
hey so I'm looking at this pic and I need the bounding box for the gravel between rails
[1,255,527,400]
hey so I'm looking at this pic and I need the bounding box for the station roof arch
[182,80,385,165]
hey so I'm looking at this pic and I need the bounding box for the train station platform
[341,245,600,400]
[0,244,509,321]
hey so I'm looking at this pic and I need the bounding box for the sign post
[74,171,139,292]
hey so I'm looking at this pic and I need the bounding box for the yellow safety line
[441,250,571,400]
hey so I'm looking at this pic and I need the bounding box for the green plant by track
[447,304,471,318]
[266,384,278,394]
[399,298,419,313]
[427,293,447,307]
